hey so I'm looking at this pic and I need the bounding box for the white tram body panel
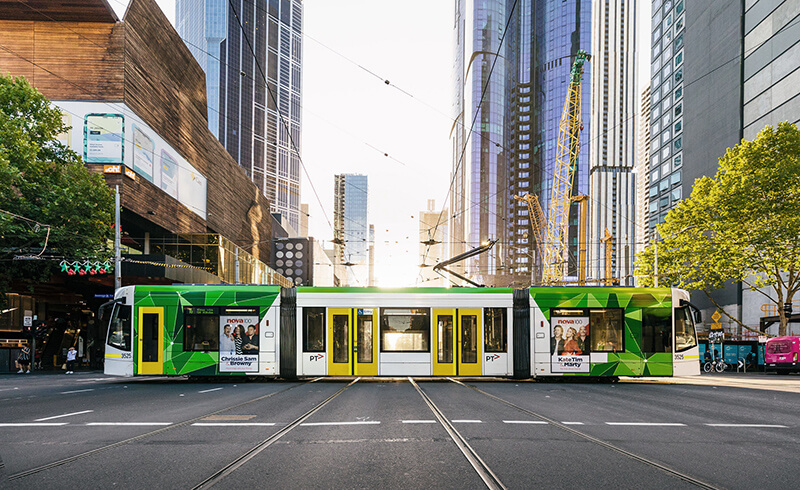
[295,289,513,377]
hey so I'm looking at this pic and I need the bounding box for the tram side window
[106,304,131,351]
[484,308,507,352]
[183,307,219,352]
[675,307,698,352]
[380,308,430,352]
[590,309,624,352]
[303,307,325,352]
[643,308,671,352]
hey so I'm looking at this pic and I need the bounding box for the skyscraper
[333,174,369,286]
[176,0,303,231]
[451,0,593,287]
[635,85,652,260]
[588,0,637,285]
[419,199,449,287]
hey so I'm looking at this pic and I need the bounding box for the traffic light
[783,302,792,317]
[23,324,33,337]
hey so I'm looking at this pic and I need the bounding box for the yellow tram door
[328,308,352,376]
[137,306,164,375]
[433,309,456,376]
[354,309,378,376]
[457,309,482,376]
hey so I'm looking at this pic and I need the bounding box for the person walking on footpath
[17,344,31,373]
[66,346,77,374]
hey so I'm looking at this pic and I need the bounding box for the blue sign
[94,294,114,299]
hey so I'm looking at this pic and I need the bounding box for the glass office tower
[177,0,303,231]
[334,174,369,286]
[451,0,592,287]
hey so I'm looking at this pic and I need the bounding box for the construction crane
[513,193,546,282]
[540,49,590,285]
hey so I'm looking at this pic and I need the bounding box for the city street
[1,373,798,489]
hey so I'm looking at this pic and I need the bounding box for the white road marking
[0,423,68,427]
[451,420,482,423]
[0,387,20,392]
[198,388,224,393]
[705,424,788,428]
[562,422,585,425]
[60,389,95,395]
[192,423,276,426]
[86,422,172,426]
[401,420,437,424]
[606,422,686,426]
[503,420,548,424]
[35,410,94,421]
[75,378,113,382]
[300,421,381,426]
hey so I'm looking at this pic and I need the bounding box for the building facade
[588,0,637,285]
[177,0,303,231]
[451,0,594,287]
[333,174,369,286]
[635,85,652,260]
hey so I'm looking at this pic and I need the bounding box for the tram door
[137,307,163,375]
[457,309,482,376]
[328,308,378,376]
[433,309,456,376]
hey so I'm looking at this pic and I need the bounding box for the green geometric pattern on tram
[643,353,673,376]
[205,290,227,306]
[614,352,644,375]
[624,310,643,357]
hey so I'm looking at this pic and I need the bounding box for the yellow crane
[541,50,590,285]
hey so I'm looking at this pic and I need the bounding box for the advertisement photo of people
[550,315,591,373]
[219,314,260,373]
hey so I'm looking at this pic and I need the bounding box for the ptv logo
[309,354,324,361]
[485,354,500,362]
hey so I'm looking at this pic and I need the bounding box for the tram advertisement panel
[219,314,259,373]
[550,315,590,373]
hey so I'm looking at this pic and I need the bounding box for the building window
[675,50,683,66]
[673,152,682,168]
[674,102,682,117]
[649,186,658,198]
[649,201,658,213]
[672,187,682,202]
[676,0,684,15]
[674,67,683,84]
[662,130,671,145]
[674,119,682,134]
[674,137,683,151]
[662,62,672,78]
[662,145,671,159]
[672,170,682,185]
[660,179,670,193]
[661,162,670,176]
[651,169,659,183]
[674,85,683,101]
[675,32,684,49]
[675,15,684,32]
[660,196,670,208]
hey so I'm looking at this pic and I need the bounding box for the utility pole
[115,185,121,291]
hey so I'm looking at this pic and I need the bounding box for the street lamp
[653,225,696,288]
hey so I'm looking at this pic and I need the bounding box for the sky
[116,0,651,287]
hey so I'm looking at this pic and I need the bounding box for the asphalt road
[1,372,798,489]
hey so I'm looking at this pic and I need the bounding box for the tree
[0,74,113,301]
[634,123,800,336]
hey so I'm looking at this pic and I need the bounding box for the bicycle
[703,358,727,373]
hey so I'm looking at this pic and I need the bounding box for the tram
[102,285,700,378]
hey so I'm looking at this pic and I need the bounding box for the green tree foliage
[0,74,113,299]
[634,123,800,336]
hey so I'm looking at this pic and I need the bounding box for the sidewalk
[623,371,800,393]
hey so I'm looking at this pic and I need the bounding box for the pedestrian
[17,344,31,373]
[66,346,77,374]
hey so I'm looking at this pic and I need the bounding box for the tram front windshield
[675,307,697,351]
[106,303,131,351]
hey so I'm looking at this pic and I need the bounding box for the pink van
[765,336,800,374]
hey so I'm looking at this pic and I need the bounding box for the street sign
[758,335,768,343]
[708,331,724,342]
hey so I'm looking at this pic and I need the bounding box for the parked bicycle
[703,357,727,373]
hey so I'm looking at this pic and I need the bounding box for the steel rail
[192,377,361,489]
[449,378,720,490]
[8,379,321,481]
[410,377,506,490]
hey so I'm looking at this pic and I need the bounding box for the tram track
[192,377,360,489]
[448,378,721,490]
[7,378,322,481]
[409,377,506,490]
